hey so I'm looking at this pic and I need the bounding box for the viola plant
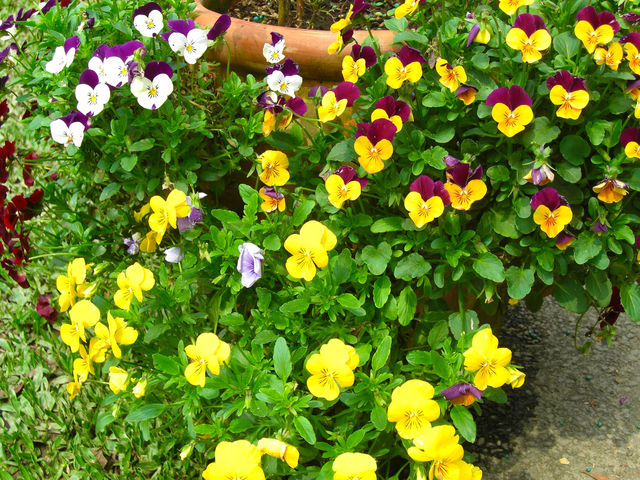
[1,0,639,478]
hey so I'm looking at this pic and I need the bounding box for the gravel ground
[468,298,640,480]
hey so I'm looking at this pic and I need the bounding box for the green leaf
[427,320,449,349]
[95,411,115,433]
[423,146,449,170]
[219,313,245,326]
[371,217,404,233]
[125,404,166,423]
[557,162,581,183]
[293,416,316,444]
[152,353,181,375]
[431,351,451,379]
[273,337,292,380]
[553,31,580,58]
[620,284,640,321]
[553,277,589,313]
[397,286,417,326]
[422,92,446,108]
[586,270,612,307]
[394,253,431,280]
[371,335,392,374]
[491,208,519,239]
[522,117,560,146]
[471,52,490,70]
[279,298,310,314]
[573,232,603,265]
[472,253,505,282]
[128,138,154,152]
[450,405,476,442]
[337,293,362,309]
[120,154,138,172]
[326,138,356,163]
[373,276,392,308]
[292,200,316,226]
[370,406,388,430]
[263,234,281,251]
[448,311,479,339]
[385,17,408,31]
[360,242,392,275]
[238,184,258,205]
[586,119,609,146]
[486,165,510,181]
[483,387,507,403]
[211,209,240,224]
[559,135,590,165]
[99,183,121,202]
[505,267,535,300]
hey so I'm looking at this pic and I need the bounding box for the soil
[229,0,398,29]
[469,299,640,479]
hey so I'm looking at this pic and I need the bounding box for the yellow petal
[505,28,528,51]
[184,361,206,387]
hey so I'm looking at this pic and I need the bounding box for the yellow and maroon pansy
[318,81,360,123]
[440,383,484,406]
[354,118,397,174]
[443,163,487,210]
[620,127,640,158]
[467,23,491,46]
[404,175,450,228]
[592,178,628,204]
[435,58,467,92]
[325,165,368,209]
[575,6,619,54]
[506,13,552,64]
[486,85,533,137]
[530,187,573,238]
[370,95,411,132]
[328,28,353,55]
[547,70,589,120]
[259,187,285,213]
[455,84,478,105]
[498,0,534,16]
[384,46,425,89]
[258,150,290,186]
[593,42,623,70]
[394,0,425,19]
[342,44,377,83]
[555,233,575,251]
[622,33,640,74]
[627,83,640,118]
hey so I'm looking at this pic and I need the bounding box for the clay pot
[194,0,399,81]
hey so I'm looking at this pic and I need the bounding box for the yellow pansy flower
[408,425,465,480]
[56,257,93,312]
[463,328,512,390]
[258,150,290,186]
[148,189,191,244]
[384,56,422,89]
[113,262,155,311]
[257,438,299,468]
[505,14,551,64]
[94,312,139,359]
[318,91,348,123]
[549,86,589,120]
[594,42,623,70]
[342,55,366,83]
[332,452,377,480]
[60,299,100,353]
[394,0,421,19]
[435,58,467,93]
[387,379,440,440]
[507,366,525,388]
[325,174,362,209]
[133,379,147,398]
[305,338,358,401]
[184,332,231,387]
[202,440,265,480]
[108,366,130,394]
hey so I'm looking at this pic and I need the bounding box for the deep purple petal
[333,81,360,106]
[208,14,230,40]
[286,96,307,116]
[270,32,284,45]
[620,128,640,146]
[336,165,356,184]
[40,0,56,14]
[397,45,426,66]
[434,180,451,206]
[352,44,377,67]
[177,216,195,232]
[167,19,195,36]
[78,69,99,88]
[546,70,572,91]
[485,87,509,107]
[597,10,620,34]
[507,85,532,108]
[593,220,608,233]
[308,85,328,98]
[530,187,565,211]
[621,32,640,50]
[354,122,369,139]
[281,58,299,76]
[352,0,370,15]
[410,175,434,199]
[367,118,396,143]
[467,24,480,47]
[132,2,162,20]
[636,235,640,249]
[342,28,354,43]
[261,186,284,200]
[576,6,598,26]
[0,15,14,31]
[63,35,80,54]
[447,163,471,188]
[513,13,547,37]
[623,12,640,23]
[92,43,108,59]
[440,383,484,401]
[374,96,410,121]
[59,111,90,130]
[144,60,173,80]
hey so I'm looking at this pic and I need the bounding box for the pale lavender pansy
[164,246,184,263]
[45,35,79,74]
[103,41,145,87]
[130,60,173,109]
[237,242,264,288]
[132,2,163,38]
[123,233,142,255]
[177,193,206,232]
[75,69,110,116]
[263,32,285,64]
[49,111,90,147]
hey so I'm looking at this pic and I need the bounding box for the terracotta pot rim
[194,0,400,81]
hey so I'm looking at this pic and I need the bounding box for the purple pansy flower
[286,96,307,116]
[440,383,483,405]
[352,0,370,15]
[45,35,79,74]
[598,286,624,328]
[267,59,302,97]
[0,43,17,65]
[350,44,377,67]
[524,164,554,186]
[546,70,587,93]
[332,81,360,107]
[207,14,231,41]
[75,69,110,116]
[486,85,532,109]
[396,45,427,67]
[133,2,163,38]
[555,233,575,250]
[410,175,451,206]
[36,295,58,322]
[49,111,90,147]
[593,219,608,233]
[335,165,369,189]
[623,12,640,23]
[263,32,285,64]
[161,19,209,64]
[123,233,142,255]
[355,118,397,143]
[103,41,145,87]
[130,61,173,110]
[237,242,264,288]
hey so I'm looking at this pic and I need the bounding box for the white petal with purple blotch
[133,9,163,38]
[263,39,285,64]
[267,71,302,97]
[45,46,67,74]
[104,56,130,87]
[50,120,85,147]
[130,73,173,110]
[75,83,110,116]
[88,57,107,83]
